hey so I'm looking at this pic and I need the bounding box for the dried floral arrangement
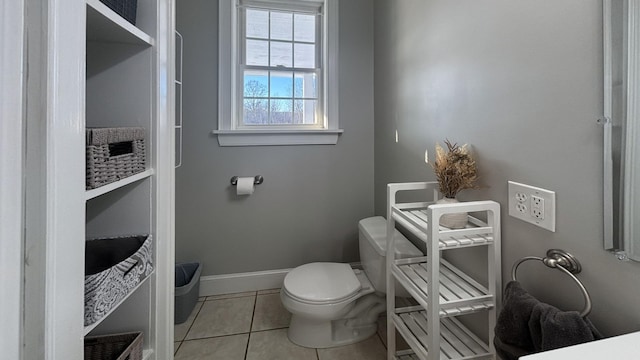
[426,140,479,199]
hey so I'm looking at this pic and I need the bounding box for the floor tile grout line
[244,332,252,360]
[248,294,258,333]
[249,326,289,334]
[377,331,387,350]
[200,288,283,301]
[178,301,206,342]
[244,294,258,360]
[203,291,257,301]
[180,331,252,342]
[179,325,291,343]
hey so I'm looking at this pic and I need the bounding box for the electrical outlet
[515,192,528,202]
[531,195,544,208]
[532,208,544,220]
[531,195,544,219]
[508,181,556,232]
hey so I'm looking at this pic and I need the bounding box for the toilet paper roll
[236,177,255,195]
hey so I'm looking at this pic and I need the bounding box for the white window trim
[215,0,342,146]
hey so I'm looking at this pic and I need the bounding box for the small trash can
[175,262,202,324]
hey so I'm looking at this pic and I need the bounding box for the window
[242,7,319,126]
[216,0,341,146]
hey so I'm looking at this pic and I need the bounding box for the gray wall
[374,0,640,337]
[176,0,375,274]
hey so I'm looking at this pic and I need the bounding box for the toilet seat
[283,262,361,304]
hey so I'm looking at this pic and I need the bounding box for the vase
[436,197,468,229]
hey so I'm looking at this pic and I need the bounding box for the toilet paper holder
[230,175,264,186]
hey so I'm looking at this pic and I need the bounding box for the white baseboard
[199,262,362,296]
[199,268,292,296]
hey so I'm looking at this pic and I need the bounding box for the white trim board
[0,0,25,358]
[199,268,291,295]
[44,0,87,357]
[199,262,362,296]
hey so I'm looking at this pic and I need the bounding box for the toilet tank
[359,216,423,295]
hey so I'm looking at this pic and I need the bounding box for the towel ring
[511,249,592,318]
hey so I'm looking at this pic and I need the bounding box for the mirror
[604,0,640,260]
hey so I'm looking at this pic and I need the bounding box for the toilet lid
[284,263,361,303]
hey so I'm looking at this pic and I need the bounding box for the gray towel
[494,281,601,360]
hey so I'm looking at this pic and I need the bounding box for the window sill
[213,129,344,146]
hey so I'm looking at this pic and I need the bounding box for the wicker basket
[99,0,138,25]
[86,127,146,190]
[84,234,153,326]
[84,332,143,360]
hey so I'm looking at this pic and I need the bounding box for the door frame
[0,1,26,359]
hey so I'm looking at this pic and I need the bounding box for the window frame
[216,0,342,146]
[238,4,322,129]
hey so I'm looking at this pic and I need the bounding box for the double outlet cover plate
[508,181,556,232]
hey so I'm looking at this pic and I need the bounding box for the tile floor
[173,289,389,360]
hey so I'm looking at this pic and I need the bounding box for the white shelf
[392,311,491,360]
[85,169,154,200]
[84,269,154,335]
[392,206,495,249]
[392,257,494,317]
[395,349,421,360]
[86,0,153,46]
[386,182,501,360]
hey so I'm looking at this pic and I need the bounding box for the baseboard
[199,262,362,296]
[199,268,291,296]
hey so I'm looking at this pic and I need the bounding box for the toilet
[280,216,423,348]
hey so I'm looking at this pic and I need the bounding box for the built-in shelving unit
[386,182,501,360]
[33,0,173,358]
[85,1,155,345]
[81,0,174,358]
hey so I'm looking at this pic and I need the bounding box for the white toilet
[280,216,423,348]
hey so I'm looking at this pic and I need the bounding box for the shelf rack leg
[426,206,441,360]
[487,204,501,357]
[386,186,398,360]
